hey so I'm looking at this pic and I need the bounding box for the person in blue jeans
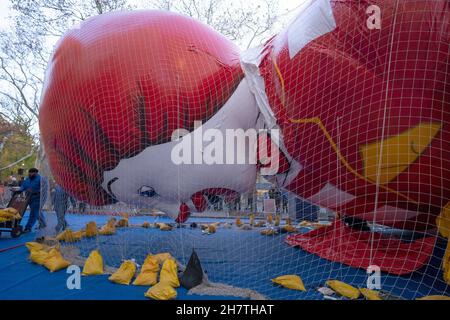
[52,184,69,233]
[18,168,46,233]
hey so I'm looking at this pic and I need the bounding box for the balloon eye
[138,186,157,197]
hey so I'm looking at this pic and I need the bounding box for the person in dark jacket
[52,184,69,233]
[17,168,46,233]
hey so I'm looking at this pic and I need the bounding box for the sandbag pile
[0,208,20,223]
[26,242,70,272]
[144,258,180,300]
[133,255,159,286]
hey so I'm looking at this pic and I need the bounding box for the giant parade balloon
[40,2,449,275]
[241,0,449,274]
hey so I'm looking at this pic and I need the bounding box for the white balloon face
[101,80,261,218]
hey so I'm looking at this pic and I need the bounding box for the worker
[16,168,46,233]
[52,184,69,233]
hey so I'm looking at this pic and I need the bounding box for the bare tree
[0,0,283,172]
[147,0,280,49]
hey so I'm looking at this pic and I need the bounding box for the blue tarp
[0,212,449,300]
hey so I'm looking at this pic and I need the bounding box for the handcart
[0,191,30,238]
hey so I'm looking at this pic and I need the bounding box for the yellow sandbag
[254,221,265,227]
[207,224,216,234]
[1,207,18,215]
[157,223,172,231]
[116,218,129,228]
[249,214,254,226]
[30,249,49,265]
[25,242,46,252]
[271,275,306,291]
[108,260,136,285]
[285,217,292,226]
[274,215,280,226]
[99,222,116,235]
[360,288,382,300]
[160,259,180,287]
[72,231,83,241]
[235,217,243,227]
[282,225,297,233]
[144,282,177,300]
[141,255,160,273]
[132,254,160,285]
[142,222,150,228]
[56,229,82,242]
[299,220,311,227]
[0,208,20,220]
[43,249,71,272]
[85,221,98,238]
[267,214,273,225]
[260,229,277,236]
[154,252,172,265]
[326,280,360,299]
[417,295,450,300]
[133,271,158,286]
[82,250,104,275]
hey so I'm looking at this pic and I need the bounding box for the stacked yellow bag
[56,229,83,242]
[266,214,273,225]
[154,252,172,265]
[84,221,98,238]
[82,250,104,276]
[108,260,136,285]
[43,249,71,272]
[30,250,50,265]
[99,219,116,235]
[133,255,159,286]
[271,275,306,291]
[144,258,179,300]
[144,282,177,300]
[235,217,243,227]
[0,208,20,222]
[25,242,46,252]
[159,259,180,288]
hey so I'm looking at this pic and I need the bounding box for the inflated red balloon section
[40,1,449,276]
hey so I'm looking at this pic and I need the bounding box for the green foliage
[0,120,36,182]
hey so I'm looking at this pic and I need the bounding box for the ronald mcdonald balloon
[40,1,449,275]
